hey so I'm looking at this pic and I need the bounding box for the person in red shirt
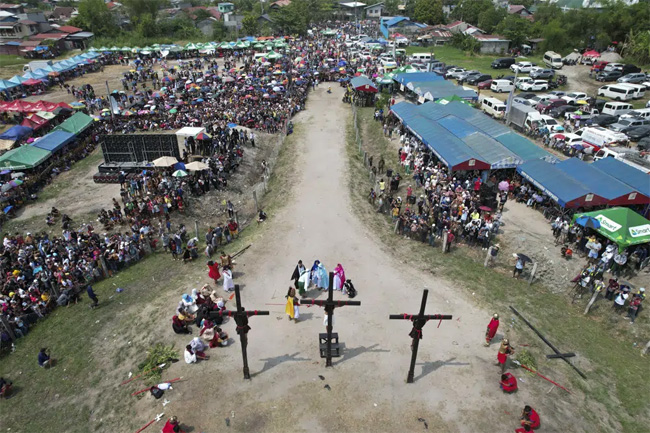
[500,373,518,393]
[515,425,532,433]
[520,405,540,429]
[484,313,500,346]
[207,260,221,284]
[162,416,186,433]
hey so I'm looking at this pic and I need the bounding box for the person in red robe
[515,426,532,433]
[485,313,499,346]
[500,373,518,393]
[207,260,221,284]
[520,405,540,429]
[162,416,186,433]
[497,339,514,373]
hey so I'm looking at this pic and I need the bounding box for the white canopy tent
[175,127,206,155]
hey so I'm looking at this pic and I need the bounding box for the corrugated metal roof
[463,132,522,169]
[495,133,557,163]
[591,158,650,197]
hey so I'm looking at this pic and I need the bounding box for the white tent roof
[175,127,205,137]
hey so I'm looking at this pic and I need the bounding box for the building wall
[366,7,383,18]
[479,40,509,55]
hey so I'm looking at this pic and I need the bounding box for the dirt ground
[101,86,593,433]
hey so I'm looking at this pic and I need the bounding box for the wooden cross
[389,289,452,383]
[301,271,361,367]
[219,284,269,379]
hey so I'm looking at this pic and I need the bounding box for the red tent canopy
[55,102,72,110]
[583,50,600,58]
[21,114,49,131]
[4,100,36,113]
[22,78,43,86]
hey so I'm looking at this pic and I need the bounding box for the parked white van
[617,83,646,99]
[481,97,507,118]
[490,79,514,93]
[602,101,634,116]
[597,84,636,101]
[621,108,650,120]
[409,53,433,63]
[543,51,563,69]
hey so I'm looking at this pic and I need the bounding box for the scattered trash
[162,399,171,407]
[318,375,325,381]
[324,384,331,391]
[373,403,377,407]
[95,320,100,324]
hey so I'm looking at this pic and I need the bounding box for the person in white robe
[222,266,235,292]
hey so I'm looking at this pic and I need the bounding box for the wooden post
[194,220,199,240]
[99,256,110,278]
[528,262,538,286]
[484,247,492,267]
[394,218,399,234]
[363,151,368,167]
[253,190,259,212]
[584,289,600,315]
[442,231,448,253]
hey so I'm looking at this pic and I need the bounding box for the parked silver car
[530,68,555,79]
[617,73,648,84]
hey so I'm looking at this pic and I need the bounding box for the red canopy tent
[21,114,49,131]
[3,100,36,113]
[583,50,600,58]
[22,78,43,86]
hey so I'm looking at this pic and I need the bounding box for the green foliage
[383,0,399,16]
[413,0,444,25]
[122,0,169,25]
[242,14,259,36]
[494,15,531,48]
[477,6,506,34]
[515,349,537,372]
[449,32,481,54]
[451,0,494,26]
[70,0,118,37]
[539,20,570,54]
[375,90,391,109]
[622,30,650,66]
[137,343,179,384]
[213,21,229,40]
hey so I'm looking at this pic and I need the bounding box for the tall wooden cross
[219,284,269,379]
[389,289,452,383]
[301,271,361,367]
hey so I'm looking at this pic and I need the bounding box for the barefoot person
[499,373,518,393]
[484,314,499,347]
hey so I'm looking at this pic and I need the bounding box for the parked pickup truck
[564,107,600,121]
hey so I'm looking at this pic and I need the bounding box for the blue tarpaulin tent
[591,158,650,198]
[31,131,75,153]
[556,158,649,206]
[516,159,609,208]
[393,72,444,86]
[0,125,33,142]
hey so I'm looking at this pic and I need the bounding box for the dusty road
[145,87,585,433]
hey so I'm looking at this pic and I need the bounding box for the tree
[540,20,570,53]
[69,0,118,37]
[136,13,158,38]
[494,15,531,48]
[121,0,169,25]
[213,21,228,40]
[242,14,259,36]
[477,6,506,34]
[383,0,399,16]
[413,0,444,25]
[451,0,494,26]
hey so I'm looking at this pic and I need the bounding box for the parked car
[548,90,567,97]
[622,64,642,75]
[625,125,650,141]
[512,97,535,106]
[549,104,576,118]
[586,114,619,127]
[457,70,482,84]
[517,92,537,100]
[445,67,466,79]
[491,57,516,69]
[466,74,492,85]
[530,68,555,79]
[519,80,550,91]
[410,62,428,72]
[510,61,535,73]
[590,61,609,72]
[536,98,566,114]
[596,70,623,82]
[561,92,588,104]
[477,79,493,90]
[603,63,624,72]
[529,94,553,105]
[551,132,583,146]
[609,117,649,132]
[515,77,534,89]
[617,73,648,84]
[637,136,650,150]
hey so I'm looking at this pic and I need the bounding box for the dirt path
[143,87,586,433]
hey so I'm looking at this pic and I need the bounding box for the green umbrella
[172,170,188,178]
[169,108,178,114]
